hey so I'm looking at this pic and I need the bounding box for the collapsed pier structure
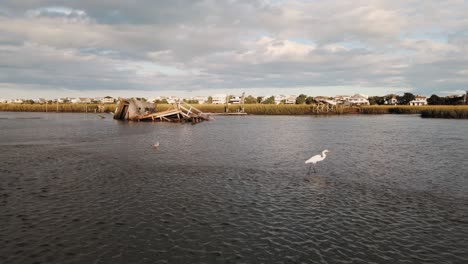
[113,98,211,123]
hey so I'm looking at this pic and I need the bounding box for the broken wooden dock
[114,99,211,123]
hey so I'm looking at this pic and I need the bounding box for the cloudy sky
[0,0,467,99]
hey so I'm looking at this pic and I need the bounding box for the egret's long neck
[322,151,327,158]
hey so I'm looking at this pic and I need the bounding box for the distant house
[313,96,327,102]
[70,98,81,104]
[321,99,337,105]
[348,94,370,105]
[0,99,7,104]
[79,97,92,104]
[212,94,226,104]
[166,96,181,104]
[229,96,242,104]
[409,96,427,106]
[148,96,163,103]
[57,98,68,103]
[315,96,336,105]
[334,95,350,105]
[384,95,398,105]
[445,94,466,105]
[284,95,297,104]
[12,99,24,104]
[191,96,208,104]
[102,96,115,104]
[274,95,286,104]
[34,98,47,104]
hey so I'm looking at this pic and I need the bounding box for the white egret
[305,150,329,173]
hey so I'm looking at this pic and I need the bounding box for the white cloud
[25,6,88,20]
[0,0,467,98]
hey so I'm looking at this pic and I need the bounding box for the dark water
[0,112,467,264]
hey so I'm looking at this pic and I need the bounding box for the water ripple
[0,113,467,263]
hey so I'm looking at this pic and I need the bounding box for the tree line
[368,92,467,105]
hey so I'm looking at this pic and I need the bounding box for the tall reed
[0,103,117,113]
[3,103,467,118]
[420,106,468,119]
[157,104,318,115]
[360,105,468,119]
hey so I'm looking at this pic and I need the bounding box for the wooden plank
[179,111,190,118]
[145,110,178,118]
[147,110,181,119]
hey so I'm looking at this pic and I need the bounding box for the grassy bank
[1,103,325,115]
[360,105,468,119]
[360,105,430,114]
[157,104,356,115]
[0,103,117,113]
[420,106,468,119]
[2,103,467,118]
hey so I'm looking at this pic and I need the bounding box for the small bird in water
[152,142,160,148]
[305,150,329,174]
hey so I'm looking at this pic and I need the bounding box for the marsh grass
[420,106,468,119]
[158,104,365,115]
[157,104,345,115]
[360,105,426,114]
[240,104,313,115]
[0,103,117,113]
[360,105,468,119]
[2,103,467,118]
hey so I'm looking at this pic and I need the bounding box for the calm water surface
[0,112,467,264]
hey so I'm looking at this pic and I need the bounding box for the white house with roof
[334,95,350,105]
[315,96,337,105]
[148,96,167,103]
[284,95,297,104]
[229,96,242,104]
[11,99,24,104]
[191,96,208,104]
[0,99,7,104]
[212,94,226,104]
[274,95,286,104]
[385,95,398,105]
[348,94,370,105]
[102,96,115,104]
[322,99,337,105]
[409,95,427,106]
[57,98,69,103]
[79,97,92,104]
[166,96,181,104]
[34,98,47,104]
[70,98,80,104]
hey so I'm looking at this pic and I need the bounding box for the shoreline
[1,104,467,119]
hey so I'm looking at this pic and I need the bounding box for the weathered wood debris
[113,98,211,123]
[311,103,347,114]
